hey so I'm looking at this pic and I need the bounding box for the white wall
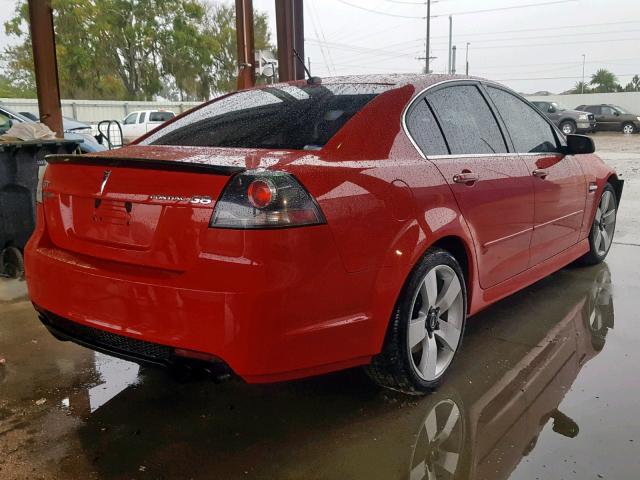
[0,98,202,123]
[525,92,640,114]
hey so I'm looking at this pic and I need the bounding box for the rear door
[414,82,535,289]
[485,86,586,265]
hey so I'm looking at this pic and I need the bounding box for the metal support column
[275,0,304,82]
[27,0,63,137]
[235,0,256,90]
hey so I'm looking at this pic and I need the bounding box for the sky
[1,0,639,95]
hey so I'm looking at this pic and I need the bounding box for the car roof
[280,73,482,91]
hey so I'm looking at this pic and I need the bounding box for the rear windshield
[141,83,389,150]
[149,112,175,122]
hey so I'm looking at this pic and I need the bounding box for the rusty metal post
[275,0,304,82]
[235,0,255,90]
[28,0,63,137]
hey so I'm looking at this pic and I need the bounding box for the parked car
[531,101,596,135]
[26,75,622,394]
[19,111,93,135]
[575,104,640,134]
[0,105,106,153]
[121,110,175,144]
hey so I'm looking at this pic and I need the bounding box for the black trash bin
[0,139,81,277]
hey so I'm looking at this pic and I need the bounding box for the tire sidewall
[560,121,576,135]
[397,249,468,390]
[588,184,617,262]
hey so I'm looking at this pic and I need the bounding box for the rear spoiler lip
[45,154,246,175]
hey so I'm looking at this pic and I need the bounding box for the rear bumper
[25,208,380,383]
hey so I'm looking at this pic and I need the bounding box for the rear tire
[577,184,617,266]
[365,248,467,395]
[0,247,24,279]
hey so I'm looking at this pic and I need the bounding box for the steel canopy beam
[28,0,63,137]
[235,0,256,90]
[275,0,304,82]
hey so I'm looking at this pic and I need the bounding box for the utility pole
[425,0,431,74]
[581,54,586,93]
[448,15,453,74]
[465,42,470,75]
[452,45,457,75]
[28,0,63,137]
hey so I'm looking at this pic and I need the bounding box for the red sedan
[25,75,622,394]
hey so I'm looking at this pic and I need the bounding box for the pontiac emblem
[99,170,112,196]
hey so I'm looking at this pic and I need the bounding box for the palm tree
[590,69,619,93]
[625,74,640,92]
[572,81,590,94]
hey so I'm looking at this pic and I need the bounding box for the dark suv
[575,104,640,134]
[531,101,596,135]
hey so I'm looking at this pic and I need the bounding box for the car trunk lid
[40,145,282,270]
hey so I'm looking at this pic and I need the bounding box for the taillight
[36,164,47,203]
[210,170,326,229]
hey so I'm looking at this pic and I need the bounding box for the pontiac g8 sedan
[26,75,622,394]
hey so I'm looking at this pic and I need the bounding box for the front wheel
[366,248,467,395]
[622,123,637,134]
[560,121,576,135]
[577,184,617,265]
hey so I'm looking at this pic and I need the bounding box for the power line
[335,0,576,19]
[336,0,425,18]
[436,0,576,17]
[496,73,638,81]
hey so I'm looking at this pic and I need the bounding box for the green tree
[2,0,273,101]
[624,74,640,92]
[590,69,620,93]
[571,81,590,94]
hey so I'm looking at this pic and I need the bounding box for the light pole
[465,42,470,75]
[425,0,431,74]
[581,54,586,93]
[448,15,453,74]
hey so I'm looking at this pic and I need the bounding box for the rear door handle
[532,169,548,179]
[453,172,479,184]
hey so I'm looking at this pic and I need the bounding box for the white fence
[526,92,640,113]
[3,91,639,125]
[0,98,202,124]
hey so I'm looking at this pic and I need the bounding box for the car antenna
[292,48,322,85]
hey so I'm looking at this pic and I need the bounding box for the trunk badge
[99,170,112,196]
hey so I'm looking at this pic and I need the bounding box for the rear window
[149,112,175,122]
[142,83,389,150]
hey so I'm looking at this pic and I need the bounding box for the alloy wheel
[593,190,616,256]
[562,123,575,135]
[407,265,464,381]
[622,124,635,134]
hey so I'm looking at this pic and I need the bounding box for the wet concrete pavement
[1,134,640,480]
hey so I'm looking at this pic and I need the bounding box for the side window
[138,112,146,123]
[406,99,449,156]
[601,106,615,116]
[427,85,507,155]
[123,113,138,125]
[486,86,558,153]
[585,106,600,114]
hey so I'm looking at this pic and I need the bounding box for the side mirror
[614,111,620,116]
[548,105,556,113]
[563,134,595,155]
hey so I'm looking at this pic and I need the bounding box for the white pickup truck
[121,110,176,144]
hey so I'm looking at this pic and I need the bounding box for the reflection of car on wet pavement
[25,74,623,394]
